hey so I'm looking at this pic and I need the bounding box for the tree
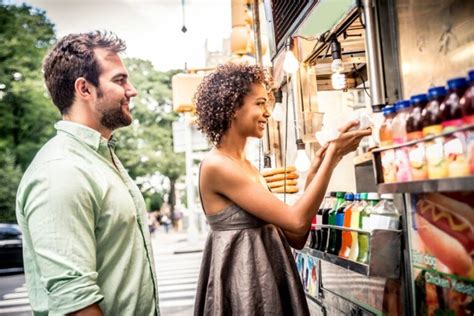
[0,151,22,223]
[0,2,58,222]
[115,58,185,219]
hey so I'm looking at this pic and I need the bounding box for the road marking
[158,290,196,299]
[159,298,195,308]
[0,298,30,306]
[0,305,32,314]
[3,292,28,299]
[158,277,198,286]
[159,283,197,292]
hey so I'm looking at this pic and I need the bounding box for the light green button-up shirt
[16,121,160,316]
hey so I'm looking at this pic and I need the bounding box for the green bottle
[357,193,379,263]
[327,191,345,254]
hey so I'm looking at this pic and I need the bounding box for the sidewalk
[151,228,208,256]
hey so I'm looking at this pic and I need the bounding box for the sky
[15,0,231,71]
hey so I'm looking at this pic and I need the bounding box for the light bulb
[331,72,347,90]
[272,102,284,121]
[331,58,344,73]
[295,148,310,172]
[283,50,299,74]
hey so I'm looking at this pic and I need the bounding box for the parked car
[0,223,23,273]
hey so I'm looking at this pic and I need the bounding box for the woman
[193,63,370,315]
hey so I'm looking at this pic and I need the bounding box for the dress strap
[198,162,207,215]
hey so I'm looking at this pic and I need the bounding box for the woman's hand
[304,143,328,189]
[328,120,372,160]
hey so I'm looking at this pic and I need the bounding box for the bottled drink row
[379,70,474,183]
[307,191,400,264]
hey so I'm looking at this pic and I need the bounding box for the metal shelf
[301,248,370,276]
[300,229,401,278]
[378,176,474,194]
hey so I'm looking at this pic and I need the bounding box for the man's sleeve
[21,160,105,314]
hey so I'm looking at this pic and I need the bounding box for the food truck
[244,0,474,314]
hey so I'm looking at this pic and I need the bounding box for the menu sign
[409,192,474,315]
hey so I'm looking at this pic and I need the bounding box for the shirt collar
[54,120,115,151]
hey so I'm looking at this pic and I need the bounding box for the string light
[272,89,284,121]
[283,39,299,74]
[330,37,347,90]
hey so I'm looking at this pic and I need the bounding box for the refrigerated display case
[261,0,473,315]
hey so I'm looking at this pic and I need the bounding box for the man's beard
[97,91,132,130]
[100,105,132,130]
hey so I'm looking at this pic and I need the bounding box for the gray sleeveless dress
[193,202,310,315]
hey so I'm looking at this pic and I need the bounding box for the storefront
[255,0,473,314]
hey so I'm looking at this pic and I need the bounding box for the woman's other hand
[328,120,372,160]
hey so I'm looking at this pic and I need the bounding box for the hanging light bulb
[331,72,347,90]
[271,89,284,121]
[295,139,310,172]
[330,37,347,90]
[283,39,299,74]
[331,57,344,73]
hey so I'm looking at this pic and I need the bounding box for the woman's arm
[203,121,371,236]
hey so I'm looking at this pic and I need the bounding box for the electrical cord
[283,75,290,203]
[353,63,371,98]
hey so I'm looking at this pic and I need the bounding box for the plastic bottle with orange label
[379,106,397,183]
[392,100,412,182]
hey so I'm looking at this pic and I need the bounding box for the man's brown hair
[43,31,126,114]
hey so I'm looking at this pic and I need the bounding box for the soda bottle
[461,70,474,125]
[440,78,469,132]
[320,192,336,251]
[422,86,447,137]
[330,192,353,256]
[407,94,429,180]
[357,192,379,264]
[391,100,412,144]
[461,70,474,174]
[308,215,317,248]
[371,194,400,230]
[348,193,368,261]
[422,86,448,179]
[327,192,345,254]
[407,94,428,140]
[379,106,396,147]
[441,78,470,177]
[338,193,355,258]
[315,196,328,250]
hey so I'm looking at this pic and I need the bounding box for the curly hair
[194,63,271,145]
[43,31,126,114]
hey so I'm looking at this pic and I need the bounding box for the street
[0,229,206,316]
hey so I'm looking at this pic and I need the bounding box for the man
[16,31,160,315]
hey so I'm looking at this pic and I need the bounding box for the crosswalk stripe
[157,272,200,281]
[0,305,32,314]
[13,287,26,293]
[156,261,203,268]
[158,277,198,286]
[159,290,196,299]
[0,298,30,307]
[159,298,195,308]
[159,283,197,292]
[3,292,28,299]
[156,268,200,276]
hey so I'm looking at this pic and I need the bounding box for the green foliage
[0,2,58,222]
[115,58,185,211]
[0,151,22,223]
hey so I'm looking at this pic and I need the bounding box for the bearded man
[16,31,160,316]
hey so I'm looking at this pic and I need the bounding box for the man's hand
[68,303,103,316]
